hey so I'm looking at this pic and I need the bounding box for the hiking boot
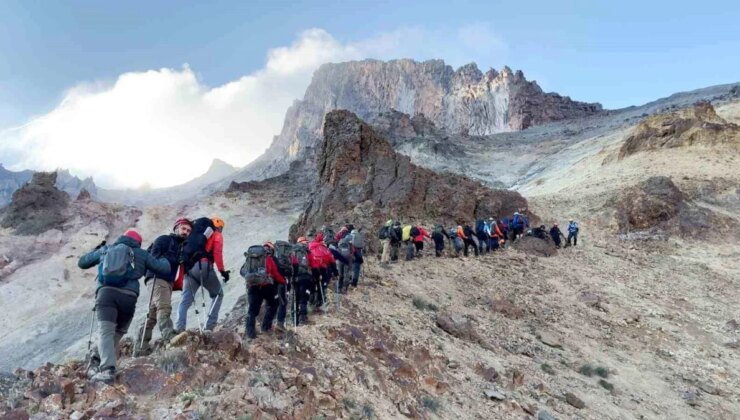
[91,368,116,384]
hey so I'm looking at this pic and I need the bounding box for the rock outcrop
[618,101,740,159]
[247,59,602,179]
[1,172,70,235]
[291,110,531,241]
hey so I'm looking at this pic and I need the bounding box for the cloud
[0,25,506,188]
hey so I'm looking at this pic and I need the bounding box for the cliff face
[248,59,602,178]
[291,110,531,241]
[1,172,70,235]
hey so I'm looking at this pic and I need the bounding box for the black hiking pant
[433,238,444,257]
[390,242,400,261]
[311,268,328,306]
[464,239,479,257]
[246,284,278,339]
[568,232,578,246]
[294,274,312,325]
[275,284,287,327]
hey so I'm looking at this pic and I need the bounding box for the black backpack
[240,245,272,287]
[378,226,390,240]
[391,226,402,243]
[181,217,215,269]
[323,227,336,245]
[274,240,293,277]
[410,226,420,238]
[292,244,311,276]
[475,220,486,235]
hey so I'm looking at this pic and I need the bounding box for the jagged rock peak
[1,171,69,235]
[291,110,532,243]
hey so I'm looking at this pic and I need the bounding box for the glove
[94,240,106,251]
[219,270,231,283]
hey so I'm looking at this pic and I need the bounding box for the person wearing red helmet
[308,232,332,309]
[136,218,192,355]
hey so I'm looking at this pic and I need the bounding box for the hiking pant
[552,236,562,248]
[464,239,478,257]
[405,242,415,261]
[176,261,223,331]
[142,278,175,346]
[390,242,400,261]
[275,284,288,326]
[245,285,278,339]
[96,287,137,372]
[294,275,312,325]
[351,249,363,287]
[414,241,424,254]
[311,268,328,306]
[568,232,578,246]
[479,235,490,254]
[433,238,444,257]
[380,239,391,263]
[490,237,500,251]
[337,261,349,290]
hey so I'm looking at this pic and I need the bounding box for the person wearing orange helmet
[176,216,229,333]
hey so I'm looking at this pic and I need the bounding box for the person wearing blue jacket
[567,220,580,246]
[78,229,170,384]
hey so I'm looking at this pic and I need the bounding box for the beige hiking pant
[381,239,391,263]
[142,278,175,344]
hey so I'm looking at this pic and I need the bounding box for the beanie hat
[124,229,142,245]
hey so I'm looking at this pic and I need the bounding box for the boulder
[1,171,70,235]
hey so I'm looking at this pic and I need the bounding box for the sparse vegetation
[362,404,375,418]
[412,296,439,311]
[579,364,594,377]
[579,363,609,379]
[595,366,610,378]
[541,363,555,375]
[422,396,441,413]
[343,397,357,410]
[178,391,198,403]
[599,379,615,391]
[238,415,253,420]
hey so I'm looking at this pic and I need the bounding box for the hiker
[349,228,365,287]
[243,242,286,341]
[475,219,490,254]
[378,220,393,265]
[511,212,528,240]
[176,217,230,333]
[488,218,504,251]
[329,241,351,293]
[454,225,467,257]
[78,229,170,383]
[272,241,294,332]
[567,220,579,246]
[500,216,511,244]
[335,223,354,244]
[431,224,447,257]
[412,224,430,257]
[322,225,337,247]
[390,221,402,262]
[532,224,548,240]
[292,237,314,325]
[309,232,332,308]
[550,223,565,248]
[138,218,192,354]
[463,224,479,257]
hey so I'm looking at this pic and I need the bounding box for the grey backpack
[240,245,272,288]
[350,231,366,249]
[98,244,136,287]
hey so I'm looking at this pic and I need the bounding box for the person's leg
[297,277,310,325]
[276,284,287,328]
[574,233,578,246]
[337,261,345,291]
[155,279,175,340]
[261,286,279,332]
[95,289,118,373]
[141,280,158,349]
[176,273,198,332]
[202,265,224,331]
[113,292,137,358]
[381,239,390,263]
[245,287,262,339]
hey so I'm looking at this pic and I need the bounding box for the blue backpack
[98,244,136,287]
[513,214,522,228]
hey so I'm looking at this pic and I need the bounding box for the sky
[0,0,738,188]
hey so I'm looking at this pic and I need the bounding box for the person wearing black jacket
[549,223,565,248]
[431,225,448,257]
[463,224,479,257]
[389,221,402,262]
[139,218,192,351]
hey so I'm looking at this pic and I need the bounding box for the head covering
[297,236,308,244]
[385,219,393,227]
[124,229,142,245]
[211,217,225,229]
[173,217,192,231]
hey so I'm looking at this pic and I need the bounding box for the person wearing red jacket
[413,225,431,256]
[245,242,287,341]
[308,232,332,308]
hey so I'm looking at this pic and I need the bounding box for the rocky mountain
[0,165,33,207]
[243,59,603,180]
[0,172,70,236]
[0,166,96,207]
[291,110,530,241]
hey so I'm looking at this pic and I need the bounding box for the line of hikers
[377,212,580,261]
[76,217,366,384]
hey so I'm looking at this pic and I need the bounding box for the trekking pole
[198,286,207,332]
[135,277,157,356]
[87,304,97,352]
[335,272,341,312]
[207,283,224,320]
[319,278,326,310]
[187,274,204,334]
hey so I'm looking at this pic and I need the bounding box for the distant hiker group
[76,213,576,385]
[377,212,580,262]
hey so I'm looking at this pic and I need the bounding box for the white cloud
[0,25,506,188]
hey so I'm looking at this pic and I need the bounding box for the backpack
[391,226,402,242]
[448,227,457,238]
[292,244,311,276]
[274,240,293,277]
[402,225,412,242]
[98,243,136,287]
[351,231,366,249]
[336,227,350,243]
[338,236,352,260]
[512,214,522,228]
[240,245,272,288]
[181,217,215,269]
[378,226,390,240]
[323,227,337,245]
[410,226,420,238]
[475,220,486,235]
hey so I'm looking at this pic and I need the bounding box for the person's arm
[78,248,103,269]
[267,257,286,284]
[145,253,171,278]
[212,232,225,272]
